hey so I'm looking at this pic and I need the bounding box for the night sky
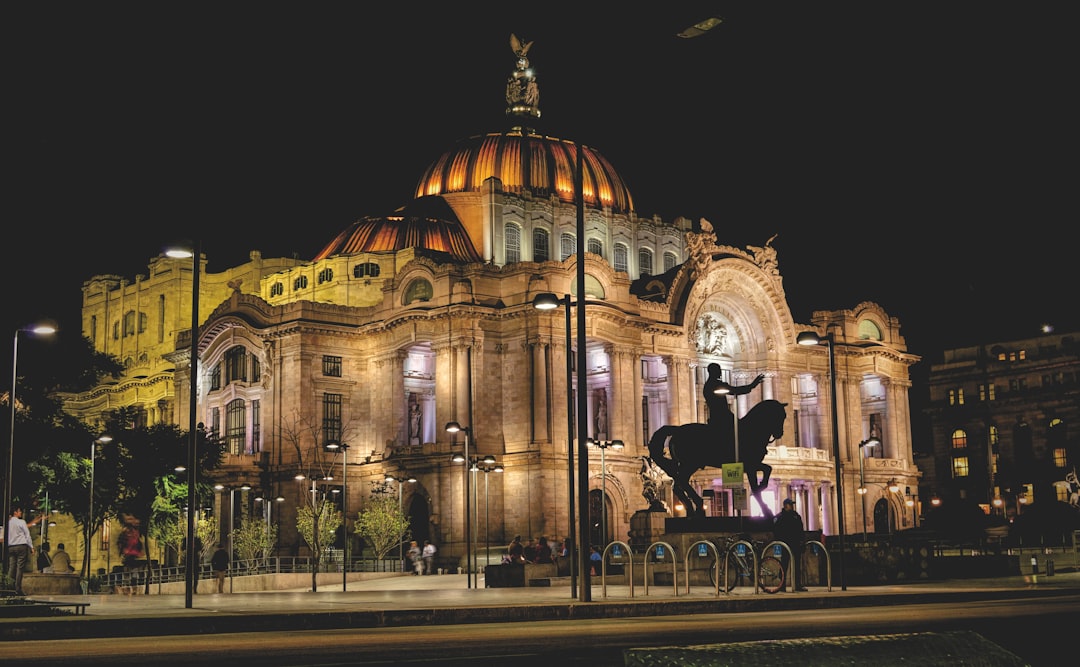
[6,4,1074,389]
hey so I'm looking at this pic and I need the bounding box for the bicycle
[706,534,785,594]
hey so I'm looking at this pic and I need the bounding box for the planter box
[22,573,83,595]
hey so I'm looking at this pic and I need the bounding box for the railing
[101,556,406,589]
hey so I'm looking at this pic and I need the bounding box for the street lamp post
[4,323,56,571]
[856,438,880,543]
[472,457,501,570]
[384,471,416,575]
[166,242,200,609]
[586,439,623,547]
[86,434,112,578]
[325,442,349,590]
[445,422,474,588]
[533,292,577,594]
[797,330,848,590]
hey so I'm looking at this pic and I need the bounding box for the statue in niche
[691,312,728,356]
[408,400,422,446]
[595,391,608,440]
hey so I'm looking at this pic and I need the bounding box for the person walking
[407,540,422,575]
[773,498,807,591]
[6,506,41,595]
[421,539,437,575]
[211,543,230,593]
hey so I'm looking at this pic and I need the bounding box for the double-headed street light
[325,442,350,589]
[473,457,502,570]
[384,471,416,574]
[4,322,56,571]
[796,330,848,590]
[445,421,474,588]
[532,292,577,594]
[586,439,622,547]
[856,438,881,543]
[166,242,200,609]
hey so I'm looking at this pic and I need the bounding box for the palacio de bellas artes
[62,34,920,579]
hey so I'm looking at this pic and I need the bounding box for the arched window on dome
[353,262,381,278]
[560,233,575,261]
[663,251,678,273]
[533,228,549,262]
[587,238,603,258]
[505,223,521,263]
[293,275,308,291]
[614,244,628,274]
[270,282,284,297]
[638,248,654,277]
[404,278,433,304]
[318,267,334,284]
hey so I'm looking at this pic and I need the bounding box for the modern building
[925,329,1080,521]
[63,37,922,571]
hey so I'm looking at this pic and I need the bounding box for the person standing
[211,543,230,594]
[773,498,807,591]
[407,540,422,575]
[6,506,40,595]
[421,539,437,575]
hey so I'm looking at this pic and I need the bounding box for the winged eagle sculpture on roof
[510,34,533,58]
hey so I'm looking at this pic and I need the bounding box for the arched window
[293,275,308,291]
[225,398,246,456]
[638,248,654,276]
[533,228,549,262]
[560,233,575,261]
[270,282,284,297]
[317,268,333,284]
[587,238,603,257]
[663,251,677,272]
[404,278,433,304]
[951,429,967,449]
[614,243,628,273]
[505,223,521,263]
[225,346,248,384]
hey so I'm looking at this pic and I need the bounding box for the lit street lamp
[165,242,200,609]
[445,422,475,588]
[586,439,622,547]
[532,291,577,593]
[856,437,880,543]
[796,329,848,590]
[384,471,416,574]
[3,322,56,571]
[86,434,112,578]
[473,457,502,569]
[325,441,350,590]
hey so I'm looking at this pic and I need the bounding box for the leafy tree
[297,499,341,585]
[357,481,411,560]
[232,516,277,568]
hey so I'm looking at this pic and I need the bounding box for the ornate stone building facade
[65,37,921,568]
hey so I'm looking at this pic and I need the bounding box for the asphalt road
[7,592,1074,666]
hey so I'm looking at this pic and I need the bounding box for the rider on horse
[703,363,764,437]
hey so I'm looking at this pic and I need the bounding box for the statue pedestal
[629,509,668,551]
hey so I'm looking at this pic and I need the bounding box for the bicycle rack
[805,539,832,591]
[643,541,678,597]
[725,539,762,595]
[761,540,796,593]
[600,541,635,599]
[684,539,722,596]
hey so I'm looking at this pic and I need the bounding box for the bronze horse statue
[647,399,788,519]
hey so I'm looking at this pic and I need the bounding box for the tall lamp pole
[384,471,416,575]
[325,442,349,590]
[856,438,880,543]
[586,439,623,546]
[797,330,847,590]
[532,292,576,595]
[445,422,473,588]
[4,323,56,571]
[166,242,200,608]
[86,434,112,579]
[477,459,502,567]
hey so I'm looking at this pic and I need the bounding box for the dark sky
[6,3,1075,377]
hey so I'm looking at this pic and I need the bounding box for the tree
[297,498,342,587]
[357,481,411,560]
[232,516,277,568]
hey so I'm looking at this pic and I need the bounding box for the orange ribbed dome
[413,130,635,216]
[313,196,482,263]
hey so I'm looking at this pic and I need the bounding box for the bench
[21,573,83,595]
[25,600,91,616]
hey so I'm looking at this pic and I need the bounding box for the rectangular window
[978,383,996,401]
[211,407,221,438]
[324,393,343,444]
[948,388,965,405]
[251,356,261,383]
[211,364,221,391]
[533,229,549,262]
[1009,378,1028,392]
[251,399,261,454]
[323,355,343,377]
[1053,447,1067,468]
[951,456,969,478]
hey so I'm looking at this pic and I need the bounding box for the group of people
[407,539,437,575]
[504,535,564,564]
[4,505,78,597]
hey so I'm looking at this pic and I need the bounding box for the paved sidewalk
[3,569,1078,641]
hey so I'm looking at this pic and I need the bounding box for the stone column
[531,338,550,443]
